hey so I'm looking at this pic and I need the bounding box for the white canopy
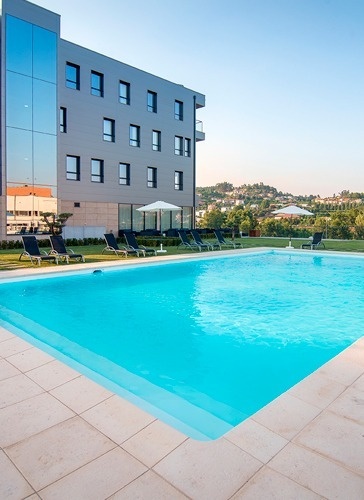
[137,201,181,212]
[272,205,313,248]
[272,205,313,216]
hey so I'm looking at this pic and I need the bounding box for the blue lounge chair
[301,232,325,250]
[102,233,138,257]
[190,229,219,251]
[19,236,59,265]
[124,232,157,256]
[213,229,242,249]
[177,230,201,251]
[49,235,85,263]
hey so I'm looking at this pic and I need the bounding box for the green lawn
[1,237,363,271]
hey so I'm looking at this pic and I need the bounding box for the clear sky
[32,0,363,197]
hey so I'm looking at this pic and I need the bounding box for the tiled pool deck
[0,250,363,499]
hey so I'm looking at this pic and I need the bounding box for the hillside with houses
[196,183,364,239]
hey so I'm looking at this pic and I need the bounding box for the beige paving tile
[7,347,54,372]
[252,393,322,440]
[232,466,321,499]
[0,326,15,343]
[288,371,346,409]
[269,442,364,499]
[26,359,80,390]
[225,418,288,464]
[38,447,146,500]
[352,373,364,392]
[50,375,113,413]
[154,437,263,499]
[0,358,21,381]
[82,395,155,444]
[110,470,189,499]
[0,373,43,409]
[0,336,32,357]
[0,450,35,499]
[122,419,187,467]
[327,385,364,425]
[318,352,364,386]
[294,411,364,475]
[0,392,74,447]
[338,340,364,367]
[5,416,116,491]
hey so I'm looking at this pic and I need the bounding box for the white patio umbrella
[137,200,181,235]
[272,205,313,248]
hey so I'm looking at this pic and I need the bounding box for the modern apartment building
[0,0,205,239]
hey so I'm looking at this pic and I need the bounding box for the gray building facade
[0,0,205,239]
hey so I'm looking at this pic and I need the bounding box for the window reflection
[6,72,32,129]
[5,15,32,76]
[33,26,57,83]
[5,15,58,235]
[33,80,57,134]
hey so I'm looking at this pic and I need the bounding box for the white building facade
[0,0,205,239]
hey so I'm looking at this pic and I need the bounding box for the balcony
[196,120,205,142]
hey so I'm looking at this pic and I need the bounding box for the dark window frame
[91,70,104,97]
[175,170,183,191]
[103,118,115,142]
[66,155,80,181]
[60,107,67,133]
[147,166,157,188]
[152,130,161,151]
[147,90,157,113]
[119,162,131,185]
[129,124,140,147]
[174,99,183,120]
[174,135,183,155]
[119,80,130,105]
[184,138,191,157]
[91,158,104,183]
[66,62,80,90]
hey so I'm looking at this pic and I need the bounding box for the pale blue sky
[33,0,363,196]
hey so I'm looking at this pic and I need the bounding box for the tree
[354,213,364,239]
[199,209,226,229]
[40,212,73,235]
[225,207,258,234]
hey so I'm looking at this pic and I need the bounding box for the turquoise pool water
[0,250,363,440]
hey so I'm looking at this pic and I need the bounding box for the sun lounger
[124,232,157,256]
[19,235,58,265]
[190,229,219,250]
[177,230,201,251]
[213,229,242,249]
[102,233,138,257]
[49,235,85,263]
[301,232,325,250]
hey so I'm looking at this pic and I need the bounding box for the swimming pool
[0,250,363,440]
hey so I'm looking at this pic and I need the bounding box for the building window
[147,90,157,113]
[129,124,140,147]
[66,155,80,181]
[175,171,183,190]
[147,167,157,188]
[174,136,183,155]
[66,62,80,90]
[119,162,130,185]
[91,158,104,183]
[60,107,67,133]
[119,80,130,105]
[91,70,104,97]
[152,130,161,151]
[175,100,183,120]
[103,118,115,142]
[184,138,191,157]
